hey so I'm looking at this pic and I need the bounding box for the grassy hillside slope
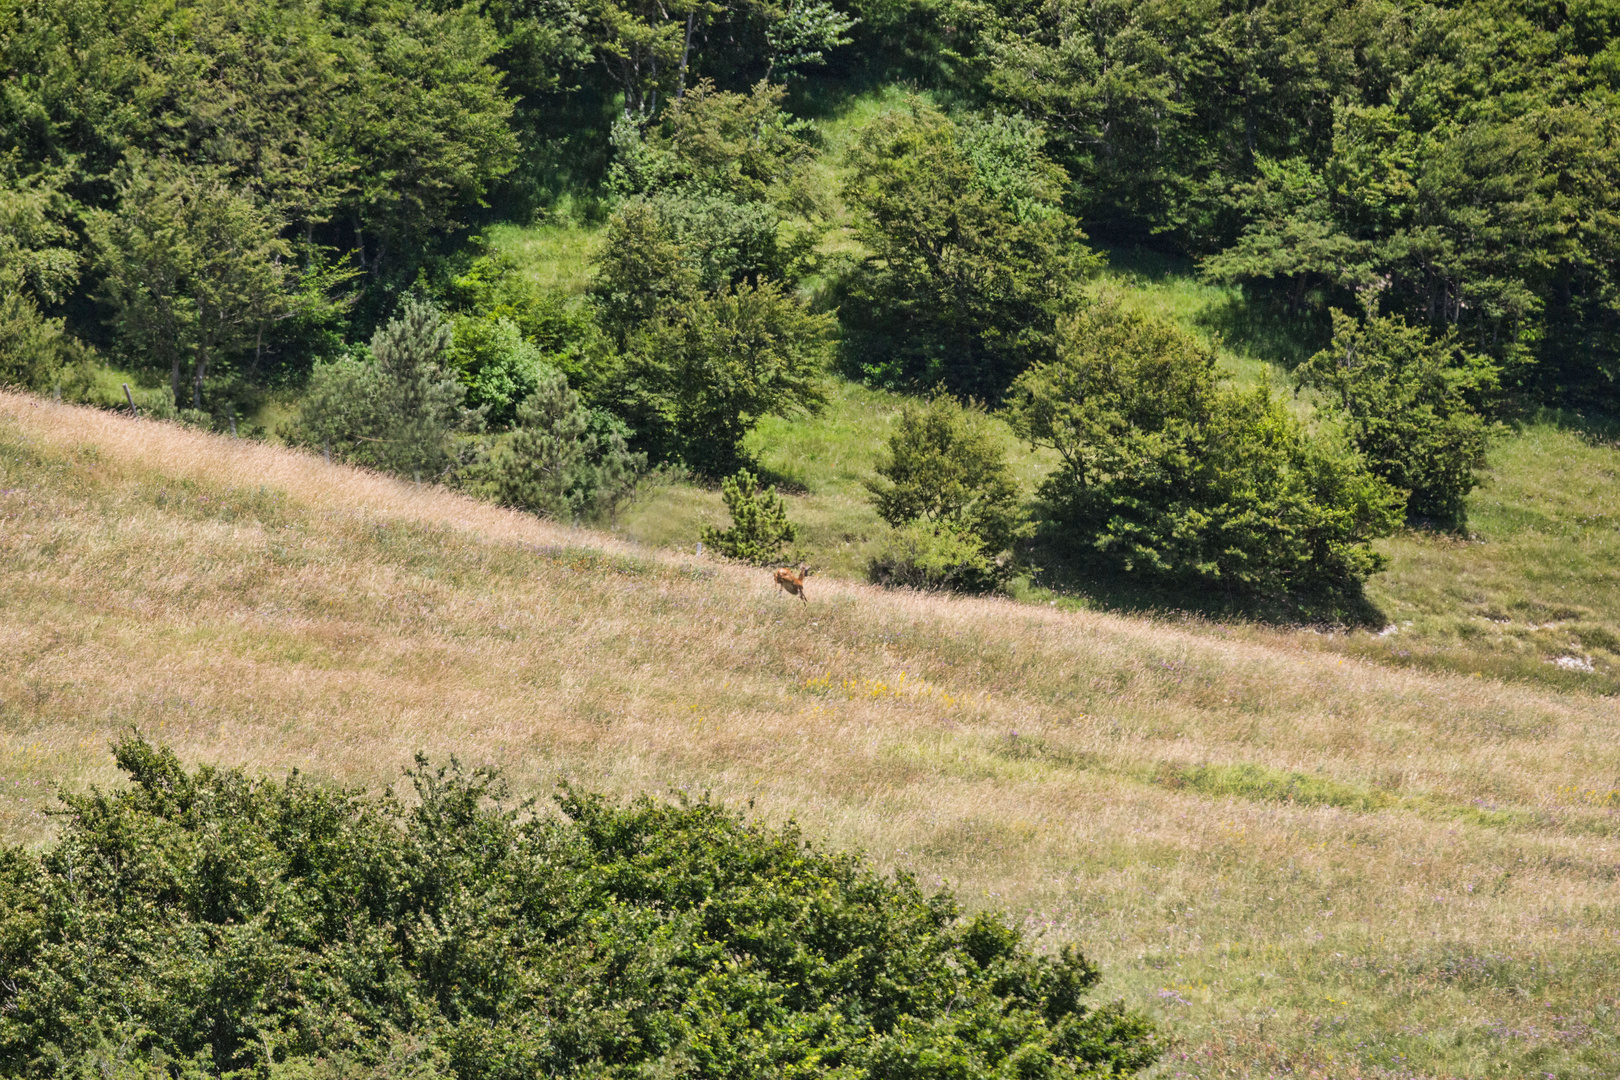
[3,393,1617,1078]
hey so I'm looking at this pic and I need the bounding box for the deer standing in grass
[774,564,811,603]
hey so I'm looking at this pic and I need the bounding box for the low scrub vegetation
[0,736,1158,1079]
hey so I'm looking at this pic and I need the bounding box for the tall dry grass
[2,392,1617,1078]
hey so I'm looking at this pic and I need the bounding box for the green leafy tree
[595,189,798,330]
[764,0,855,80]
[86,158,318,411]
[866,393,1025,554]
[581,0,852,114]
[1198,154,1378,312]
[450,314,548,426]
[591,197,701,337]
[0,0,519,313]
[612,80,815,200]
[338,3,519,277]
[583,0,712,117]
[976,0,1620,408]
[700,468,798,563]
[0,168,82,390]
[491,371,646,521]
[1008,296,1402,593]
[839,102,1092,399]
[594,81,819,345]
[620,280,831,472]
[444,251,619,406]
[1299,309,1500,524]
[286,299,484,478]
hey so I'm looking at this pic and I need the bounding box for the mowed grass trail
[2,392,1618,1078]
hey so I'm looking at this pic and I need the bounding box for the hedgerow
[0,737,1159,1080]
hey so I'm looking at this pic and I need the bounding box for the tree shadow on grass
[1100,245,1198,282]
[1515,404,1620,448]
[1097,247,1333,371]
[1193,292,1331,371]
[1018,534,1388,630]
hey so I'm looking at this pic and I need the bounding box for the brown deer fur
[773,564,810,603]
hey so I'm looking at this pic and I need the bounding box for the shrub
[490,371,646,522]
[0,736,1160,1080]
[590,198,701,338]
[0,168,82,392]
[838,104,1094,399]
[284,299,485,480]
[865,393,1026,556]
[1008,296,1403,594]
[449,313,547,427]
[700,468,798,563]
[1298,310,1500,525]
[0,293,70,392]
[444,252,617,407]
[868,519,1006,591]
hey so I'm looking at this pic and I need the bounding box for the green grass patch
[484,220,600,296]
[1142,761,1396,811]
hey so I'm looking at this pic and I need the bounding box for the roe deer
[773,563,810,603]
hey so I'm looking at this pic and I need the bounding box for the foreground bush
[0,737,1159,1079]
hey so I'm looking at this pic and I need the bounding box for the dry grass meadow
[3,391,1618,1078]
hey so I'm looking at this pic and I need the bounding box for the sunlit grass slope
[3,393,1618,1078]
[1337,414,1620,690]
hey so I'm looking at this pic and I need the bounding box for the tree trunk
[193,341,210,410]
[677,13,695,98]
[251,321,265,379]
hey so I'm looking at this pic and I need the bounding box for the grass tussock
[3,392,1620,1078]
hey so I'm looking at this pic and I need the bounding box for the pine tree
[700,469,798,564]
[493,372,645,521]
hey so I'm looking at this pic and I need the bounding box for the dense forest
[3,0,1618,598]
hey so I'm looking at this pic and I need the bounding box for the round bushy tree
[1008,295,1402,594]
[864,394,1027,591]
[285,298,485,479]
[838,104,1094,400]
[1298,310,1499,526]
[492,371,646,522]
